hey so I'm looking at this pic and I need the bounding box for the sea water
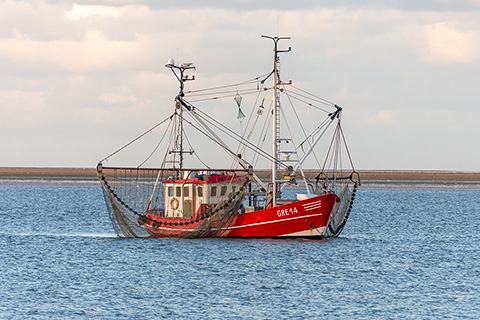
[0,179,479,319]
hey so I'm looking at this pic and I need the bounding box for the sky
[1,0,479,171]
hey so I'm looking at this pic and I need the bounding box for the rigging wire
[186,86,259,98]
[297,118,330,151]
[160,114,178,169]
[182,103,287,170]
[187,89,263,103]
[137,117,174,168]
[184,73,270,94]
[290,84,336,106]
[321,123,340,174]
[339,124,356,171]
[100,114,174,163]
[183,125,211,169]
[230,81,268,168]
[191,106,284,168]
[284,90,332,113]
[252,101,273,167]
[179,112,251,166]
[282,86,322,168]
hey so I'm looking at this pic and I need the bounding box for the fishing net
[98,165,249,238]
[313,171,360,237]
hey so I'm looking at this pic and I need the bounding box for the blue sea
[0,179,479,319]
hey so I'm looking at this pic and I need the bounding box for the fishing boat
[97,35,360,238]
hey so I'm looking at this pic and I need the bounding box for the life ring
[170,198,179,210]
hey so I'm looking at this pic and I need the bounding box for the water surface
[0,180,479,319]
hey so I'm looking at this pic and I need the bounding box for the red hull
[144,193,338,238]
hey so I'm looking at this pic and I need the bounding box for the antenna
[165,59,196,96]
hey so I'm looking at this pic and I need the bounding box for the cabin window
[176,186,181,197]
[183,186,189,197]
[168,187,173,197]
[220,186,227,196]
[197,186,203,197]
[211,186,217,197]
[232,186,236,193]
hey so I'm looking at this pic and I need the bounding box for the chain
[101,175,249,228]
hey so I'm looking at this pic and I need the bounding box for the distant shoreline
[1,167,480,182]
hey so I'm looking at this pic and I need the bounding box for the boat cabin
[162,173,245,219]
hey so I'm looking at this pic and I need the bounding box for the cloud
[1,0,480,169]
[420,22,480,65]
[365,110,396,126]
[0,31,150,72]
[66,4,128,20]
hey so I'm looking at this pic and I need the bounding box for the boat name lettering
[277,207,298,217]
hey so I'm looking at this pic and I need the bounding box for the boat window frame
[176,186,181,197]
[220,185,227,196]
[211,186,217,197]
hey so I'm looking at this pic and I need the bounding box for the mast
[262,35,291,207]
[165,59,195,172]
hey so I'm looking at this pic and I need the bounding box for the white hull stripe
[148,225,326,238]
[304,205,322,211]
[147,212,326,234]
[302,200,322,208]
[302,200,322,211]
[224,212,323,230]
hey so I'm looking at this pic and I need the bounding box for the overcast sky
[1,0,479,171]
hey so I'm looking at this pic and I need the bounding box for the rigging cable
[290,84,336,107]
[180,102,287,171]
[283,90,332,113]
[184,73,270,95]
[183,125,211,169]
[252,101,273,167]
[191,105,286,169]
[187,88,263,103]
[231,81,268,169]
[283,86,322,168]
[339,123,356,171]
[100,114,174,163]
[137,117,174,168]
[161,113,180,169]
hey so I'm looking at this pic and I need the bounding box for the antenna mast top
[165,60,196,171]
[165,60,196,96]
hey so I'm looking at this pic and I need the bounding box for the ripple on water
[0,185,479,319]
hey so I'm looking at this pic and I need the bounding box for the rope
[137,117,174,168]
[184,128,211,169]
[187,89,262,103]
[283,87,322,168]
[188,106,288,170]
[184,73,269,95]
[99,114,174,163]
[290,85,336,107]
[339,124,356,172]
